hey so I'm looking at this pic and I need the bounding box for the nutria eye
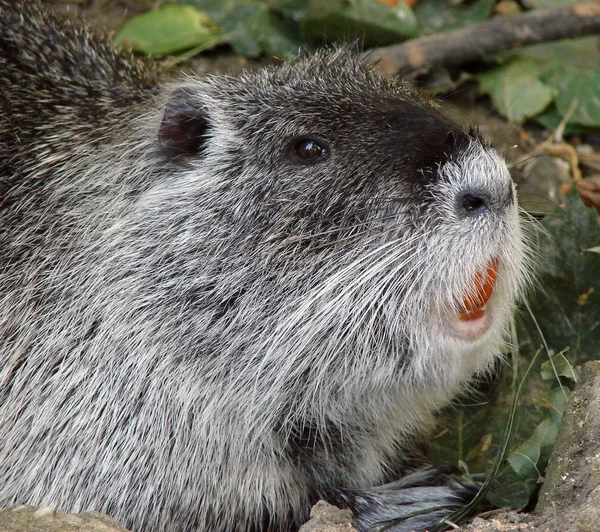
[290,137,330,164]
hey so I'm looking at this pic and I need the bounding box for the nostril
[458,191,489,216]
[462,193,486,212]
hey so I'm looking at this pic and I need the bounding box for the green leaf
[490,37,600,127]
[531,105,599,135]
[547,387,570,424]
[506,417,560,496]
[267,0,312,18]
[541,41,600,128]
[115,5,223,56]
[299,0,418,49]
[186,0,302,57]
[414,0,496,36]
[540,351,578,383]
[505,386,569,498]
[187,0,417,56]
[477,58,555,120]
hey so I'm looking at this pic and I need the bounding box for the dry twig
[367,2,600,74]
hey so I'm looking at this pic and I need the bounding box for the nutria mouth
[458,257,499,322]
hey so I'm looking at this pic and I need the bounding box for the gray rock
[0,505,130,531]
[299,501,358,532]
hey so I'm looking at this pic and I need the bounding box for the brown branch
[367,1,600,74]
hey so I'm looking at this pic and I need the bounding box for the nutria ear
[159,88,210,161]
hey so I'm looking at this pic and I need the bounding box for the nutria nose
[459,192,488,214]
[456,184,514,218]
[456,190,490,217]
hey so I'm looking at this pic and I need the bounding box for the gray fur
[0,2,535,531]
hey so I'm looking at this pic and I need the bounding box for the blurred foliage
[295,0,417,49]
[413,0,495,35]
[115,0,417,58]
[114,0,600,129]
[184,0,303,57]
[479,37,600,130]
[477,58,557,121]
[115,4,223,55]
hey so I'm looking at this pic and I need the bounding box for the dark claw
[338,466,478,532]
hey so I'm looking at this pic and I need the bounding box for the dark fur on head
[0,1,534,531]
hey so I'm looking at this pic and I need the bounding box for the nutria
[0,1,532,530]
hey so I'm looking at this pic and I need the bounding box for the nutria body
[0,2,531,531]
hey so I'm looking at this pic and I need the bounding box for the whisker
[248,230,434,413]
[508,153,547,171]
[272,210,413,247]
[524,300,569,401]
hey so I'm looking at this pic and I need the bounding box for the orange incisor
[458,258,499,322]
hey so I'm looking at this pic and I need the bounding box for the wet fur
[0,1,534,531]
